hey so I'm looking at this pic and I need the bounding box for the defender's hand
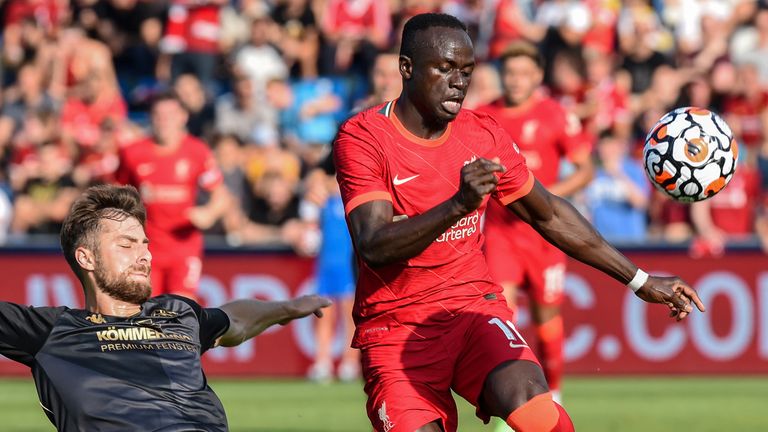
[452,157,506,213]
[635,276,706,321]
[187,206,217,230]
[278,295,333,325]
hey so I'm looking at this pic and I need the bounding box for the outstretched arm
[217,295,331,347]
[508,180,706,320]
[348,158,505,267]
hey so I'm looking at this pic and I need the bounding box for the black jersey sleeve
[0,303,67,366]
[167,295,230,353]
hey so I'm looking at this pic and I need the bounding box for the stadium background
[0,0,767,430]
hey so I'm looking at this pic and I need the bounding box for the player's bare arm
[507,180,706,320]
[217,295,331,346]
[188,183,232,230]
[348,158,504,267]
[547,151,594,197]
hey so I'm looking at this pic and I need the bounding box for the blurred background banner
[1,248,766,377]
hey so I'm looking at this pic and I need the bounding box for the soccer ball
[643,107,738,202]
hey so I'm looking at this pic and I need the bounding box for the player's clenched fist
[452,157,506,213]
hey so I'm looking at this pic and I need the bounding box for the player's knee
[481,360,549,418]
[506,393,574,432]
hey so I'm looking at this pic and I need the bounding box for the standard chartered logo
[435,211,479,243]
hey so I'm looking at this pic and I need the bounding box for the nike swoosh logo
[393,174,419,186]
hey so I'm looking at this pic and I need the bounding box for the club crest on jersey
[378,402,395,432]
[151,309,179,318]
[463,155,477,166]
[522,120,538,144]
[175,159,191,180]
[85,314,106,324]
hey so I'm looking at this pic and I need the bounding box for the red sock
[506,392,575,432]
[536,315,564,393]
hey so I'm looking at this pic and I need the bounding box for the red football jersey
[709,165,760,236]
[477,94,589,240]
[334,100,534,347]
[723,92,768,148]
[116,135,222,258]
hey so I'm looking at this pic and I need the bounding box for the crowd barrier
[0,247,766,376]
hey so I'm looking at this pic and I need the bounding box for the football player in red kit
[116,92,230,299]
[334,13,703,432]
[477,42,594,404]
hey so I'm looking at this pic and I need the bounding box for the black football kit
[0,295,231,431]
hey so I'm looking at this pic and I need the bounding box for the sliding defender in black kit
[0,184,331,431]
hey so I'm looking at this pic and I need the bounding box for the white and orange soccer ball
[643,107,738,203]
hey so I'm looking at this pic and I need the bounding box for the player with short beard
[0,184,330,431]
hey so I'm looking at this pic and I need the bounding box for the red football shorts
[150,255,202,300]
[361,297,540,432]
[485,229,567,306]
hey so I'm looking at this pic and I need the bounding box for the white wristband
[627,269,649,292]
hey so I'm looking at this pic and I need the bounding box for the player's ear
[399,55,413,80]
[75,246,96,272]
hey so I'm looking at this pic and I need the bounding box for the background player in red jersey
[334,13,704,432]
[116,92,230,299]
[477,42,594,406]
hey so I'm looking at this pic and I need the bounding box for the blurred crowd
[0,0,767,256]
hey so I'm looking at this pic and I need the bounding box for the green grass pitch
[0,377,765,431]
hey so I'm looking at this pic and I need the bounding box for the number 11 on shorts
[488,317,528,348]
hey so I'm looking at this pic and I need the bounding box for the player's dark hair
[150,89,185,111]
[499,41,545,70]
[400,13,468,59]
[60,184,146,283]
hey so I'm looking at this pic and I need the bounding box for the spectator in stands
[267,77,344,167]
[352,52,402,112]
[73,0,166,84]
[319,0,391,77]
[482,0,537,60]
[159,0,227,89]
[585,133,650,243]
[463,62,502,110]
[70,117,126,188]
[584,49,631,138]
[730,7,768,85]
[672,0,755,70]
[210,134,249,213]
[618,2,672,95]
[215,71,277,145]
[174,73,215,138]
[2,0,65,71]
[226,147,302,245]
[11,141,79,236]
[234,14,290,93]
[690,158,761,257]
[723,61,768,153]
[535,0,593,74]
[271,0,321,78]
[60,71,128,155]
[8,108,61,191]
[0,62,57,155]
[550,48,591,124]
[53,27,121,101]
